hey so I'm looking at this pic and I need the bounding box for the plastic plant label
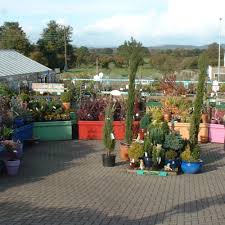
[110,133,115,140]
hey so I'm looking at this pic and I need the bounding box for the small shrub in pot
[102,104,116,167]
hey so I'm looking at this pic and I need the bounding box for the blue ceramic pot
[14,118,24,127]
[181,160,203,174]
[165,158,180,169]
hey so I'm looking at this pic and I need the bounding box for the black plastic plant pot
[102,154,116,167]
[143,157,152,168]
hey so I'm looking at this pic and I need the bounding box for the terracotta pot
[163,113,171,122]
[62,102,71,110]
[119,142,130,161]
[201,113,208,123]
[200,136,208,144]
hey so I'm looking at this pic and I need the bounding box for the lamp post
[217,17,222,82]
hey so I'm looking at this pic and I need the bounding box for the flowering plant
[1,140,17,150]
[0,140,22,159]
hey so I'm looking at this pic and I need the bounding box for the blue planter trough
[181,160,203,174]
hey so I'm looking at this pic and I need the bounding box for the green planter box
[33,121,73,141]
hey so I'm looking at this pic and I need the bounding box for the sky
[1,0,225,47]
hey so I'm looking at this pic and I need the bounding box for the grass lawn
[63,65,163,80]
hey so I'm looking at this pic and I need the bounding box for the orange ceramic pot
[63,102,71,110]
[201,113,208,123]
[119,142,130,161]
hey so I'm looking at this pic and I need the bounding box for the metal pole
[218,18,222,82]
[64,26,68,71]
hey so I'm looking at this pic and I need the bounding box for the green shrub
[152,144,164,166]
[148,121,168,145]
[161,121,170,135]
[150,107,163,122]
[181,143,200,162]
[19,93,30,102]
[140,114,151,129]
[128,142,144,161]
[1,127,13,140]
[163,132,184,151]
[165,150,177,160]
[61,91,72,103]
[143,135,153,156]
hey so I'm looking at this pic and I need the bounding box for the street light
[218,17,222,82]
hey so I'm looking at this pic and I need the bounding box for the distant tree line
[0,21,223,72]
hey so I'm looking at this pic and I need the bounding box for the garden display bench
[33,121,73,141]
[78,121,139,140]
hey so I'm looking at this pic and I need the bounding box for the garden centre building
[0,49,55,89]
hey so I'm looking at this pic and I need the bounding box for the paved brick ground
[0,141,225,225]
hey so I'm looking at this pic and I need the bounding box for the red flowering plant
[77,98,108,121]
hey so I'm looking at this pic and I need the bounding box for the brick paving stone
[0,142,225,225]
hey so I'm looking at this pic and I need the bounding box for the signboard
[32,83,65,94]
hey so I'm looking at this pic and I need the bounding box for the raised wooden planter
[78,121,139,140]
[33,121,73,141]
[168,122,208,141]
[208,124,225,143]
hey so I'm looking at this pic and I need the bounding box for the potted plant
[128,142,144,168]
[102,105,116,167]
[163,132,185,152]
[165,150,178,170]
[181,143,203,174]
[182,54,206,173]
[119,38,144,160]
[143,135,153,168]
[201,107,208,123]
[61,91,72,110]
[1,126,13,140]
[19,93,30,109]
[1,140,21,176]
[152,144,164,170]
[139,114,151,140]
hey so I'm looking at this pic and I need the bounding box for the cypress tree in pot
[102,104,116,167]
[118,38,145,160]
[181,54,207,174]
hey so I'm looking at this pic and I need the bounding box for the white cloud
[2,0,225,46]
[81,0,225,45]
[82,12,156,38]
